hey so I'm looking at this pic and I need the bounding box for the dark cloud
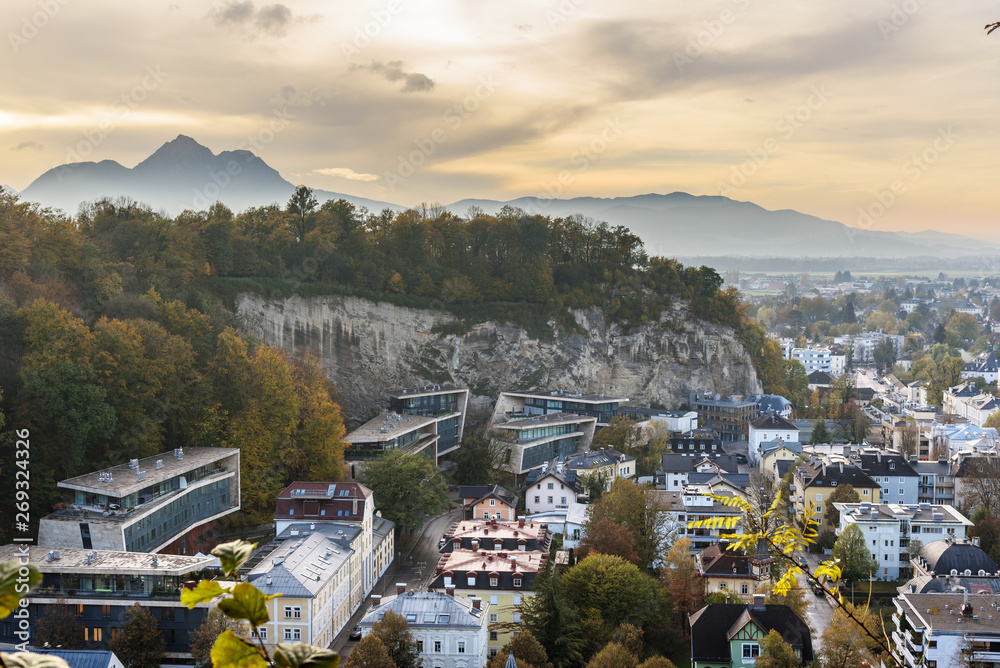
[208,1,319,37]
[351,60,436,93]
[12,141,44,151]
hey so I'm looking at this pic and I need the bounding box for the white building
[893,592,1000,668]
[943,384,1000,427]
[523,465,581,516]
[791,346,833,374]
[749,414,800,465]
[360,589,490,668]
[836,502,973,580]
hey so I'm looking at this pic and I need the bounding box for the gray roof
[248,524,356,597]
[360,591,488,629]
[56,447,237,497]
[661,454,739,474]
[31,650,118,668]
[859,452,919,478]
[687,472,750,489]
[750,414,798,431]
[918,539,1000,576]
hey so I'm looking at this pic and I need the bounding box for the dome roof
[919,539,999,576]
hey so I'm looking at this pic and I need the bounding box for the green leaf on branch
[0,561,42,619]
[212,540,257,578]
[217,582,278,626]
[211,630,268,668]
[274,643,341,668]
[181,579,232,609]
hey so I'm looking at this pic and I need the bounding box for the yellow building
[429,548,547,657]
[758,441,804,481]
[695,542,772,603]
[792,461,881,533]
[565,447,637,495]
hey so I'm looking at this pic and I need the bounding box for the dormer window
[513,576,522,587]
[890,462,895,470]
[468,574,476,586]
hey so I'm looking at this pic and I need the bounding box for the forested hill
[0,189,789,535]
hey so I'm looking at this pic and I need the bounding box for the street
[330,505,465,660]
[796,552,835,655]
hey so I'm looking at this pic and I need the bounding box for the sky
[2,0,999,238]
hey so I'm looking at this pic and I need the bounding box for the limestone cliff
[237,293,762,426]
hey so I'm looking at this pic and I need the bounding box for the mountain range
[18,135,999,259]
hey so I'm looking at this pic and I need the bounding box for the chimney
[518,518,525,528]
[267,575,272,585]
[446,584,456,597]
[372,595,382,607]
[752,594,766,610]
[310,523,315,530]
[839,462,844,473]
[353,498,358,515]
[974,537,981,547]
[396,583,407,595]
[472,598,481,610]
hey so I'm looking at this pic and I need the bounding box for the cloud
[208,1,320,37]
[514,24,533,32]
[313,167,380,182]
[273,84,335,107]
[351,60,435,93]
[12,141,44,151]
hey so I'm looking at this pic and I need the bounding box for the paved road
[797,552,835,656]
[330,505,465,660]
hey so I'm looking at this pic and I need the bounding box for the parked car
[813,584,825,597]
[349,626,362,641]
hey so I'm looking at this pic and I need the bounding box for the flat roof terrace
[385,385,468,400]
[0,544,216,576]
[344,413,438,444]
[503,390,629,404]
[57,447,238,498]
[500,412,597,430]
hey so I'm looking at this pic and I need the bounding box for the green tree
[824,484,860,530]
[359,449,450,535]
[584,479,667,570]
[946,312,980,347]
[832,524,877,590]
[287,185,318,242]
[872,339,897,372]
[810,418,831,445]
[109,604,165,668]
[189,608,251,668]
[344,634,395,668]
[522,563,585,668]
[754,629,800,668]
[592,417,641,457]
[451,430,506,486]
[34,601,85,649]
[561,554,664,647]
[486,630,553,668]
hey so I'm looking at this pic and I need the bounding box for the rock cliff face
[237,293,762,426]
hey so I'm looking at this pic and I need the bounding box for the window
[284,606,292,619]
[285,629,293,641]
[490,499,496,506]
[513,613,522,623]
[742,643,760,659]
[102,605,111,618]
[293,607,301,619]
[458,642,466,654]
[490,596,498,605]
[438,615,450,623]
[417,640,424,652]
[162,607,175,621]
[490,631,499,641]
[490,613,499,623]
[257,628,267,642]
[75,604,83,617]
[490,648,499,657]
[899,489,904,496]
[434,641,442,653]
[513,576,522,587]
[513,595,522,605]
[468,575,476,586]
[547,483,554,490]
[289,509,294,515]
[534,496,540,504]
[490,576,498,587]
[406,614,418,623]
[547,497,553,504]
[741,583,749,595]
[816,494,823,502]
[495,512,501,520]
[719,583,727,590]
[293,629,301,641]
[863,489,869,496]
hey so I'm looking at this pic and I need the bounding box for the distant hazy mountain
[443,194,1000,259]
[19,136,997,259]
[20,135,399,216]
[1,184,18,195]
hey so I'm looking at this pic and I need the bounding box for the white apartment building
[791,346,833,374]
[893,593,1000,668]
[836,502,973,580]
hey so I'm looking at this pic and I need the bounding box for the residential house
[30,650,125,668]
[360,589,489,668]
[661,454,739,491]
[439,518,551,556]
[460,485,518,522]
[892,592,1000,668]
[689,599,813,668]
[521,502,589,549]
[806,370,833,392]
[37,447,240,555]
[0,545,216,659]
[792,461,881,534]
[835,502,973,580]
[689,392,757,442]
[930,423,999,456]
[909,537,1000,585]
[490,390,628,426]
[429,545,547,657]
[492,413,597,475]
[913,460,957,506]
[943,383,1000,428]
[523,465,580,515]
[564,447,636,494]
[387,384,470,461]
[655,487,744,552]
[747,394,794,419]
[791,345,834,375]
[859,450,920,506]
[758,440,804,481]
[695,541,772,602]
[615,408,698,433]
[669,428,723,455]
[749,414,800,465]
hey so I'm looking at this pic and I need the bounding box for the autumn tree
[661,538,703,633]
[109,604,165,668]
[522,563,584,668]
[608,623,644,660]
[579,519,641,565]
[344,634,395,668]
[360,449,451,535]
[586,643,636,668]
[824,484,860,532]
[189,608,251,668]
[371,610,420,668]
[635,658,676,668]
[754,629,800,668]
[486,630,553,668]
[34,601,85,649]
[898,418,920,459]
[961,456,1000,515]
[584,478,668,570]
[818,604,880,668]
[592,416,642,458]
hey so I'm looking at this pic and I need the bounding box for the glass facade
[390,392,459,416]
[123,478,231,551]
[522,437,579,470]
[437,415,460,454]
[522,397,619,422]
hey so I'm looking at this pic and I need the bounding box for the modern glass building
[491,390,628,426]
[493,412,597,474]
[386,385,470,460]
